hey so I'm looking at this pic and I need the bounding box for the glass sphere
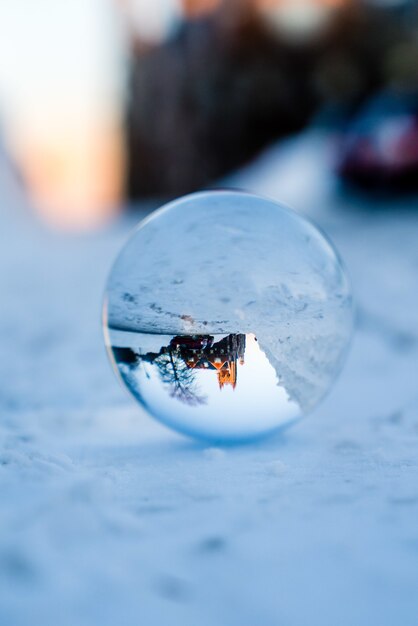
[103,191,353,442]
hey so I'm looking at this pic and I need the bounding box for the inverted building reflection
[113,333,247,405]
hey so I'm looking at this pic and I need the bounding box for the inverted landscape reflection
[107,330,301,441]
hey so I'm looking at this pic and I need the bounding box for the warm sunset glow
[13,116,124,230]
[0,0,125,230]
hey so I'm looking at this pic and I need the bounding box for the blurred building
[0,0,417,226]
[127,0,399,198]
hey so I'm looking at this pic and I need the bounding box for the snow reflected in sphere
[103,191,353,442]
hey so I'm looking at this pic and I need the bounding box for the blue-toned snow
[1,130,418,626]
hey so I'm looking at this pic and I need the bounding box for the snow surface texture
[1,130,418,625]
[105,191,353,414]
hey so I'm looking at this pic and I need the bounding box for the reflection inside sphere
[107,330,300,441]
[103,190,353,442]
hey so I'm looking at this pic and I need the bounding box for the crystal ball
[103,191,353,442]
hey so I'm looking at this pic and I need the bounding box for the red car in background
[337,92,418,191]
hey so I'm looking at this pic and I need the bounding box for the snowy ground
[1,130,418,625]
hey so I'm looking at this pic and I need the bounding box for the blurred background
[2,2,418,625]
[1,0,418,227]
